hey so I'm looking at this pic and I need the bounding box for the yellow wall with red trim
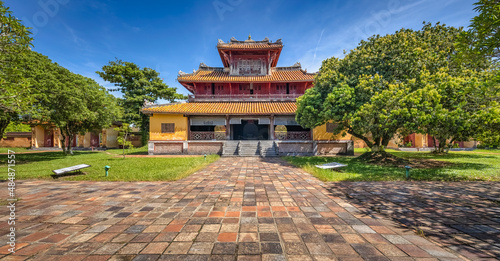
[149,114,188,141]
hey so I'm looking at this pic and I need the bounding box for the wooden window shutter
[161,123,175,133]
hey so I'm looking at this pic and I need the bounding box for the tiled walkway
[327,182,500,260]
[0,157,463,260]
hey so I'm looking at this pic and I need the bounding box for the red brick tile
[217,233,237,242]
[209,211,225,217]
[164,224,184,232]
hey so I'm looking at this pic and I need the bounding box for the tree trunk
[0,118,9,139]
[141,114,150,147]
[60,135,67,154]
[445,137,456,154]
[371,145,384,152]
[437,138,448,153]
[346,128,373,148]
[122,133,126,159]
[381,135,391,149]
[67,135,73,155]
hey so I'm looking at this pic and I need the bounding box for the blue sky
[7,0,477,98]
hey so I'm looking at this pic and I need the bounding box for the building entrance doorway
[231,120,269,140]
[44,129,54,147]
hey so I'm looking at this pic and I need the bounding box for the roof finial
[248,34,252,40]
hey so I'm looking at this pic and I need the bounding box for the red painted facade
[177,37,315,102]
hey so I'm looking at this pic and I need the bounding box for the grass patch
[284,150,500,182]
[0,147,29,153]
[0,150,219,181]
[106,146,149,155]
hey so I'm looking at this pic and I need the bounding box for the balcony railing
[190,131,226,140]
[188,94,302,102]
[190,131,311,141]
[276,131,312,141]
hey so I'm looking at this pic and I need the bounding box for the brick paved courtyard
[1,157,464,260]
[327,182,500,260]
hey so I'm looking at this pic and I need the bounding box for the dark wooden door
[427,135,439,148]
[65,134,77,147]
[44,129,53,147]
[90,133,100,147]
[403,134,416,148]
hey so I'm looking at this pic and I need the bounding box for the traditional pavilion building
[142,36,354,156]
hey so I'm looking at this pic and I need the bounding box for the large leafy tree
[0,1,33,137]
[408,69,499,152]
[457,0,500,64]
[296,23,490,153]
[456,0,500,148]
[18,51,121,154]
[97,60,185,143]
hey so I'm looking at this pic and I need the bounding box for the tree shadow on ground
[276,154,495,181]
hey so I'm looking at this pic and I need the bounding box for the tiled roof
[178,69,315,83]
[217,43,283,50]
[217,36,283,50]
[142,102,297,115]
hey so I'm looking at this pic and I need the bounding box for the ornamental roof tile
[177,69,315,83]
[217,36,283,50]
[217,43,283,50]
[142,102,297,115]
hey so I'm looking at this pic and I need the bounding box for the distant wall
[0,133,31,148]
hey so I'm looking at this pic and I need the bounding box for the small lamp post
[405,166,412,179]
[104,165,111,177]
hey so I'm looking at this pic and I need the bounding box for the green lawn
[1,148,219,181]
[0,147,30,153]
[106,146,149,155]
[284,150,500,182]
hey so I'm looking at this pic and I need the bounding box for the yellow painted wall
[313,123,337,141]
[414,134,425,148]
[313,123,368,148]
[83,132,91,147]
[313,123,355,141]
[54,128,62,148]
[32,126,63,148]
[104,127,119,148]
[0,137,31,147]
[33,125,44,148]
[150,114,188,141]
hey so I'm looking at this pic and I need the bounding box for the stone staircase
[259,141,278,157]
[222,141,278,157]
[222,141,239,156]
[238,141,260,156]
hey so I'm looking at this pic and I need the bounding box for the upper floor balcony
[188,93,302,102]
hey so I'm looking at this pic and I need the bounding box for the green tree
[457,0,500,64]
[0,1,33,137]
[97,60,185,144]
[3,121,30,138]
[296,23,483,154]
[114,123,134,159]
[475,96,500,148]
[409,69,499,153]
[16,50,121,154]
[39,70,121,155]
